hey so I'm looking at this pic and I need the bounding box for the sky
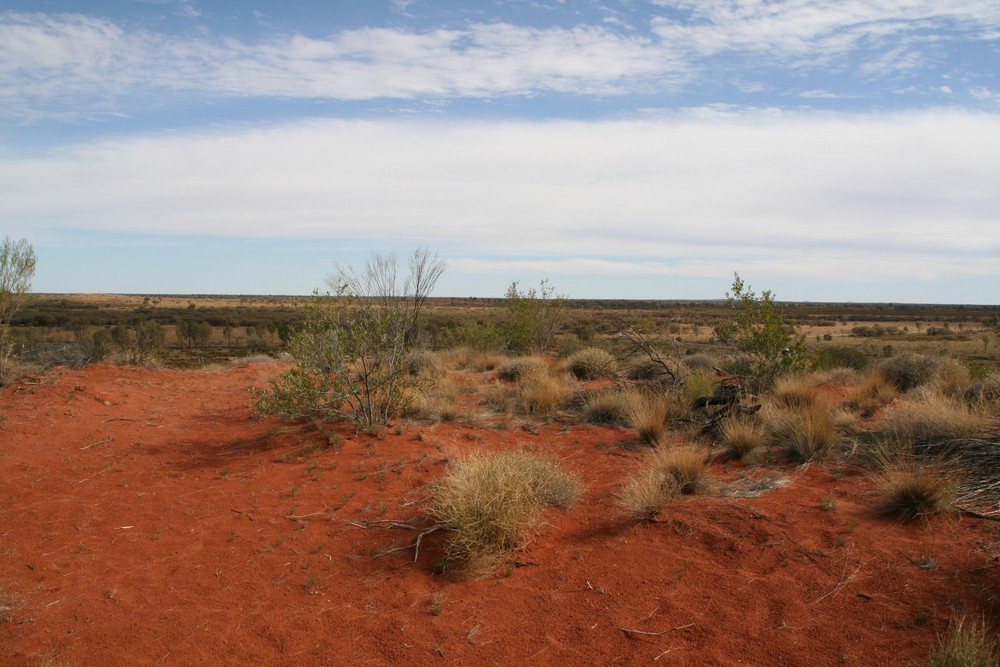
[1,1,998,303]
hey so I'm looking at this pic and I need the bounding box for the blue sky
[1,1,998,302]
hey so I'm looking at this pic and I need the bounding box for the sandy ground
[1,362,997,666]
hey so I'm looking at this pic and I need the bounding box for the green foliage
[438,320,504,352]
[0,236,37,384]
[111,320,164,365]
[251,369,332,420]
[176,319,213,347]
[254,248,445,431]
[714,273,807,390]
[502,279,568,354]
[813,345,869,371]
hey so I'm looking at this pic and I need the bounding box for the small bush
[929,616,1000,667]
[845,373,899,418]
[964,372,1000,409]
[582,391,631,426]
[566,347,617,380]
[624,389,687,445]
[719,415,769,459]
[406,349,443,377]
[814,345,869,371]
[877,353,942,392]
[518,373,573,416]
[763,398,839,461]
[428,451,581,577]
[877,458,957,520]
[495,356,549,382]
[681,354,716,370]
[772,375,823,409]
[251,369,332,421]
[682,371,716,406]
[617,447,708,522]
[617,468,679,522]
[876,392,992,445]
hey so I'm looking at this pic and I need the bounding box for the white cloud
[650,0,1000,69]
[2,110,997,286]
[0,12,684,116]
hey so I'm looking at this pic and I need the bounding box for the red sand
[1,362,997,666]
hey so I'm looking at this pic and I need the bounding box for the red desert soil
[1,362,997,666]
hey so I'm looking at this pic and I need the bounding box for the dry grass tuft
[875,452,957,520]
[617,447,708,521]
[406,349,444,377]
[719,415,769,459]
[845,373,899,418]
[877,353,944,392]
[772,374,823,409]
[623,389,688,445]
[428,451,581,577]
[876,392,993,446]
[762,397,840,461]
[565,347,617,380]
[582,390,631,426]
[617,468,680,523]
[495,356,549,382]
[929,616,1000,667]
[518,372,574,416]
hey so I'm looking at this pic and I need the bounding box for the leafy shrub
[428,451,581,577]
[438,320,504,352]
[502,280,568,354]
[253,249,445,431]
[929,616,999,667]
[713,273,807,390]
[251,369,332,420]
[566,347,617,380]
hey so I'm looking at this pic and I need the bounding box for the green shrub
[566,347,617,380]
[713,273,807,390]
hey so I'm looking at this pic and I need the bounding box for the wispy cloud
[0,12,683,119]
[2,111,997,286]
[3,3,998,121]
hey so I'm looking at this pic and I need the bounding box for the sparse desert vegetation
[2,283,999,665]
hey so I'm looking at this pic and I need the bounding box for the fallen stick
[80,437,112,450]
[812,561,862,605]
